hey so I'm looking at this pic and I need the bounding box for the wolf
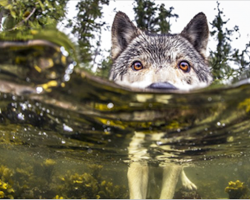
[109,11,212,199]
[109,12,212,90]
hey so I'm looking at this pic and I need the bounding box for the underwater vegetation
[1,150,250,199]
[55,164,128,199]
[225,180,249,199]
[0,160,128,199]
[0,165,15,199]
[1,139,250,199]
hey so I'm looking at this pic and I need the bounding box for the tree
[155,4,178,33]
[133,0,178,33]
[67,0,109,72]
[209,2,250,82]
[133,0,158,32]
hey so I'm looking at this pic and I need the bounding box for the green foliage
[209,2,250,82]
[157,5,178,33]
[67,0,109,68]
[133,0,178,33]
[133,0,158,32]
[0,0,68,31]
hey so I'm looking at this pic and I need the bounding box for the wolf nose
[147,82,177,90]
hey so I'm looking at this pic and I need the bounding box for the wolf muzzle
[147,82,177,90]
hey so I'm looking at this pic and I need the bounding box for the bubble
[36,87,43,94]
[107,102,114,109]
[60,46,69,57]
[64,74,70,82]
[66,63,74,74]
[20,103,27,110]
[63,124,73,132]
[17,113,25,120]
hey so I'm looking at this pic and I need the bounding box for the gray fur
[109,12,213,90]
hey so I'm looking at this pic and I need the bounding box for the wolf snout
[147,82,177,90]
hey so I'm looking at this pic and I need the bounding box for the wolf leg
[127,162,148,199]
[160,164,182,199]
[181,169,197,190]
[127,132,149,199]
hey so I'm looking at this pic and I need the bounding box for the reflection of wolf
[109,12,212,199]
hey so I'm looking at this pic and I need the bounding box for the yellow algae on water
[34,65,42,73]
[44,159,56,166]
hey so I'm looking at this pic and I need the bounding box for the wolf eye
[178,61,190,72]
[132,61,143,71]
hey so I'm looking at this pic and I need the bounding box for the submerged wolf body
[109,12,212,199]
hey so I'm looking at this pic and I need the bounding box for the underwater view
[0,33,250,199]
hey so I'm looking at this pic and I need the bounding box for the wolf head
[109,11,213,90]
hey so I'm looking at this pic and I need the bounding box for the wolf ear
[111,12,140,59]
[180,12,209,58]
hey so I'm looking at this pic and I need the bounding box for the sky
[60,1,250,69]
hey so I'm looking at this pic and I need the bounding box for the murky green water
[0,31,250,199]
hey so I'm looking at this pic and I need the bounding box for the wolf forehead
[114,32,205,65]
[112,33,209,81]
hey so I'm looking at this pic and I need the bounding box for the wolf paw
[181,171,197,190]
